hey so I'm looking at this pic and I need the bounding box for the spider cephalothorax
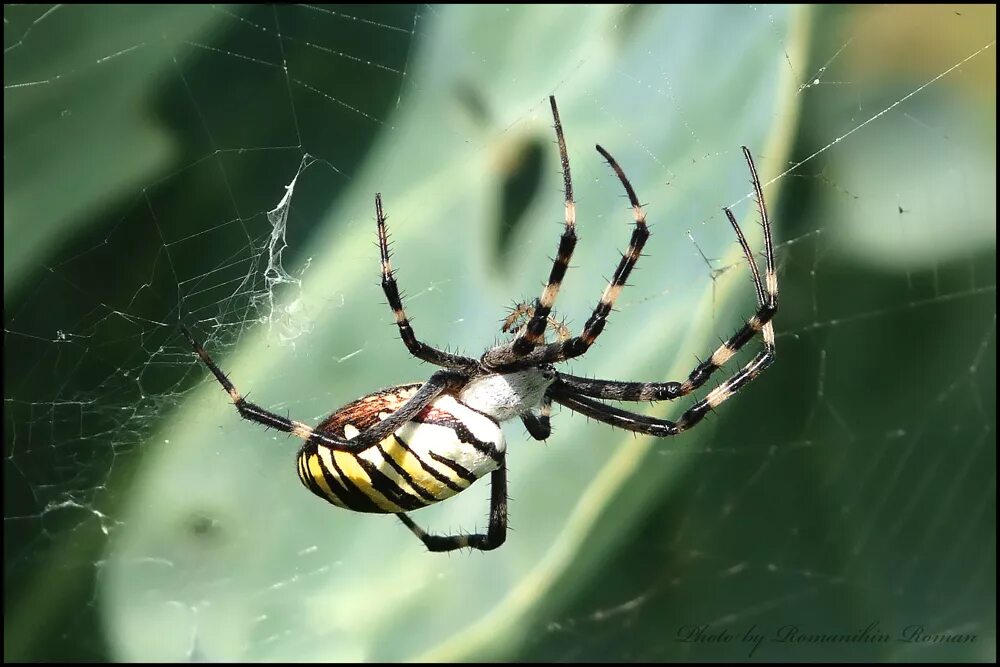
[182,96,778,552]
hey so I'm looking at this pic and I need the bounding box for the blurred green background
[4,5,995,662]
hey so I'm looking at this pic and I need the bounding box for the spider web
[4,5,995,662]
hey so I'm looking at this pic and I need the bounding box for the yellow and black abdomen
[295,384,505,514]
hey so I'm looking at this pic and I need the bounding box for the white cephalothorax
[458,368,556,421]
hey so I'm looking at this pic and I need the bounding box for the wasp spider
[182,96,778,552]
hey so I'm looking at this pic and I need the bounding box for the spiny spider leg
[181,325,467,450]
[674,148,776,396]
[549,386,680,436]
[562,144,649,357]
[490,144,649,370]
[376,194,479,371]
[549,147,777,401]
[551,338,774,434]
[510,95,578,356]
[397,461,508,551]
[553,373,682,401]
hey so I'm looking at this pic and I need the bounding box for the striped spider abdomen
[296,385,506,514]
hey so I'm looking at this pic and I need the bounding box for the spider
[181,96,778,553]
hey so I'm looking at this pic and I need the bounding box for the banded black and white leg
[550,339,774,435]
[507,95,579,358]
[488,143,650,370]
[180,325,468,450]
[397,461,508,552]
[550,201,776,409]
[548,146,778,434]
[671,147,777,401]
[376,194,479,371]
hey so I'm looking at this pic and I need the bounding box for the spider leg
[551,289,775,403]
[551,150,778,402]
[520,394,553,440]
[181,325,466,450]
[549,148,777,433]
[376,194,479,371]
[556,144,649,358]
[181,325,350,448]
[501,147,776,377]
[677,147,777,396]
[549,387,678,436]
[551,339,773,435]
[397,460,508,551]
[509,96,578,356]
[486,144,647,370]
[553,373,682,401]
